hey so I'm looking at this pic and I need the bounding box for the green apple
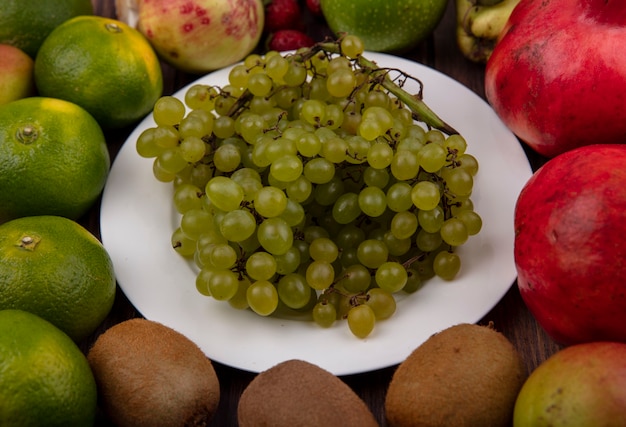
[320,0,448,52]
[513,342,626,427]
[0,44,35,106]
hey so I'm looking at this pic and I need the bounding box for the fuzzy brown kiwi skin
[385,322,527,427]
[238,359,379,427]
[87,318,220,427]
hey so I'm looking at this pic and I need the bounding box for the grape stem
[293,41,460,136]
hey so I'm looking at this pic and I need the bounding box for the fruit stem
[297,42,459,136]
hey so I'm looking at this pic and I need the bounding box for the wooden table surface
[83,0,562,425]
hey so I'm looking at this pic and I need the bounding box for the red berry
[306,0,322,16]
[265,0,303,32]
[267,29,315,52]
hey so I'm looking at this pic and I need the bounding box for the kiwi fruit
[385,322,526,427]
[238,359,379,427]
[87,318,220,427]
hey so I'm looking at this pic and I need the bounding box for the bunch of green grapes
[135,35,482,339]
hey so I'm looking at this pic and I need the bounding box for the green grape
[322,104,344,129]
[390,150,419,181]
[358,186,387,217]
[444,134,467,155]
[327,55,351,74]
[209,243,238,268]
[283,61,307,86]
[136,127,163,158]
[280,198,305,227]
[208,269,239,301]
[300,99,326,126]
[274,245,301,275]
[308,237,339,263]
[145,41,485,335]
[363,90,391,110]
[402,268,424,293]
[396,135,424,153]
[248,72,273,97]
[347,304,376,339]
[264,136,297,163]
[173,183,203,214]
[457,153,479,176]
[375,261,408,293]
[238,113,267,144]
[179,136,206,163]
[153,95,185,127]
[171,227,196,257]
[195,268,213,296]
[411,181,441,211]
[417,206,445,233]
[326,68,356,98]
[307,76,330,101]
[254,186,287,217]
[320,136,348,163]
[219,209,256,242]
[332,192,361,224]
[205,176,244,212]
[444,167,474,197]
[296,132,322,157]
[456,210,483,235]
[266,54,289,81]
[386,182,414,212]
[305,260,335,290]
[365,288,396,320]
[286,175,313,203]
[390,211,419,239]
[184,84,217,111]
[312,301,336,328]
[440,217,469,247]
[367,141,394,169]
[336,264,371,293]
[383,231,412,257]
[213,115,236,139]
[363,167,390,189]
[179,114,208,139]
[340,34,365,58]
[270,154,303,182]
[415,229,443,252]
[189,109,215,133]
[213,143,241,173]
[257,217,293,255]
[277,273,312,309]
[345,135,370,164]
[180,208,213,240]
[228,64,249,88]
[357,239,389,269]
[247,280,279,316]
[246,251,277,281]
[417,142,447,172]
[313,175,345,206]
[433,250,461,281]
[228,276,252,310]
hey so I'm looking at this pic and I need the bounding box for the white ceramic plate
[100,52,532,376]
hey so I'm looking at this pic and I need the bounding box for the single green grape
[375,261,408,293]
[347,304,376,339]
[247,280,279,316]
[208,269,239,301]
[153,96,185,127]
[277,273,312,309]
[365,288,396,320]
[433,250,461,281]
[312,301,336,328]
